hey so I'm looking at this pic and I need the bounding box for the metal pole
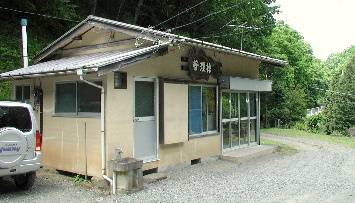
[240,27,243,50]
[21,19,28,69]
[84,122,88,181]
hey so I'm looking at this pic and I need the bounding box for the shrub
[305,113,326,133]
[294,120,307,131]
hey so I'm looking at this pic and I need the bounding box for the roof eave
[32,17,94,63]
[31,15,287,67]
[0,43,171,81]
[31,15,176,63]
[182,40,288,67]
[0,68,97,81]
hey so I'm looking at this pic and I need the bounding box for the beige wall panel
[158,135,220,167]
[163,83,188,144]
[193,135,221,158]
[105,72,134,161]
[42,117,102,176]
[124,46,260,80]
[127,49,192,80]
[184,135,221,160]
[61,43,137,58]
[39,74,104,177]
[60,31,141,58]
[64,30,133,49]
[159,143,184,166]
[202,49,260,79]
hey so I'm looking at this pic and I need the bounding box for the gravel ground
[1,133,355,203]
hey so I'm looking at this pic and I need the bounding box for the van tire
[14,172,36,190]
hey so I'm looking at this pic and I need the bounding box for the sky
[272,0,355,61]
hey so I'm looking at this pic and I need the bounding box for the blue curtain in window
[189,86,202,134]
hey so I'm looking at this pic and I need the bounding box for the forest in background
[0,0,354,134]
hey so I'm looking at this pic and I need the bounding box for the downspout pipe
[76,69,113,187]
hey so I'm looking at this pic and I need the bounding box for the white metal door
[134,78,157,161]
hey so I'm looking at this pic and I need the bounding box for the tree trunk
[116,0,127,20]
[134,0,145,24]
[91,0,97,15]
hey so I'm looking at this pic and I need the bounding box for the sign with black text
[187,48,222,81]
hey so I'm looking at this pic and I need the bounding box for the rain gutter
[76,69,113,190]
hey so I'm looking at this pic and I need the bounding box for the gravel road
[1,133,355,203]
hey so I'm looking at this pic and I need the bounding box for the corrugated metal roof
[32,16,288,67]
[84,16,289,67]
[0,44,168,80]
[0,15,288,80]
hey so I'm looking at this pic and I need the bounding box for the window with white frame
[55,80,102,116]
[188,85,217,135]
[15,84,30,101]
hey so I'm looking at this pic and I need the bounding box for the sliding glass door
[222,91,259,151]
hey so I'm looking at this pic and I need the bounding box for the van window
[0,106,32,132]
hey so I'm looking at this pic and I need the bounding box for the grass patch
[262,128,355,148]
[261,139,298,155]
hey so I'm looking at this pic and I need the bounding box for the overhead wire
[151,0,211,29]
[197,23,275,40]
[202,3,283,43]
[169,0,251,32]
[197,29,246,39]
[311,86,355,106]
[0,6,80,23]
[311,87,355,97]
[326,98,355,105]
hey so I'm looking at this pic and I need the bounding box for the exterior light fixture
[114,72,127,89]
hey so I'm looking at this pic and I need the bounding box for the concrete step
[221,144,281,162]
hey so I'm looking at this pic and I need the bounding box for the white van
[0,101,42,190]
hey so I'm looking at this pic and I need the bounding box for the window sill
[53,113,101,118]
[189,132,220,139]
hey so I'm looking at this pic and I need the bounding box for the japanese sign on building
[187,48,222,81]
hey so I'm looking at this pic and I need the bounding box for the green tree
[97,0,279,53]
[324,48,355,135]
[0,0,328,125]
[260,22,328,127]
[0,0,82,99]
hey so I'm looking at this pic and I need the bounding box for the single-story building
[0,16,287,180]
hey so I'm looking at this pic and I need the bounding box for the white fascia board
[220,76,272,92]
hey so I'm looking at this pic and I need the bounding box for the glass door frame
[221,90,260,152]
